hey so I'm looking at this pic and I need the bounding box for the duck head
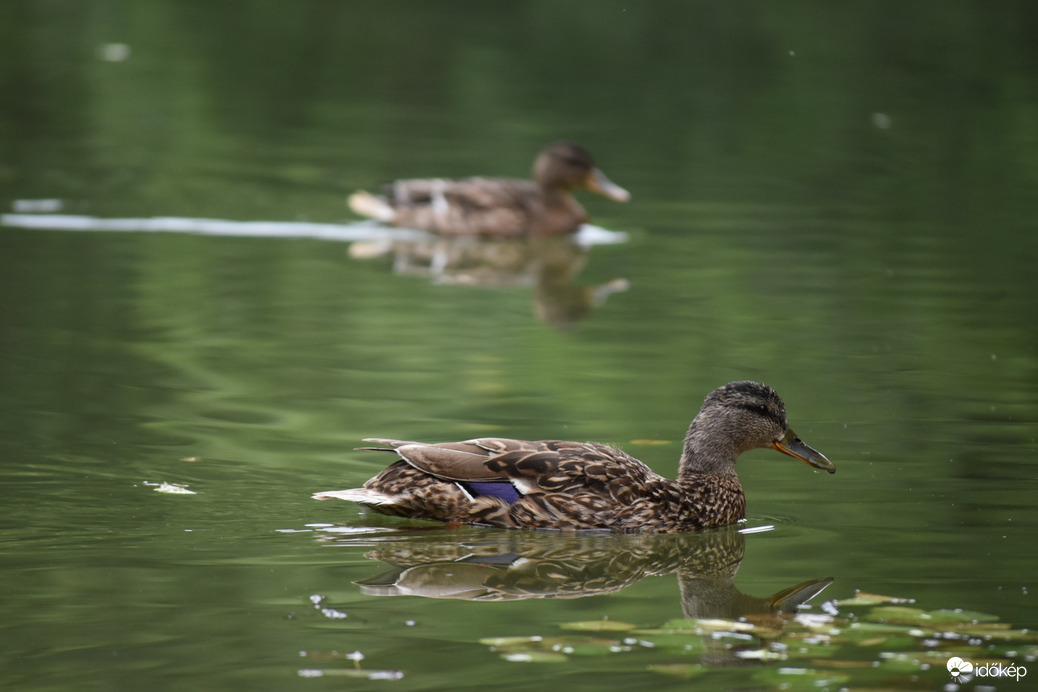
[681,381,835,476]
[534,141,630,202]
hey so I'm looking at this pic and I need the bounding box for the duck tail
[312,487,398,505]
[348,191,396,222]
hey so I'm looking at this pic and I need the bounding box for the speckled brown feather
[386,178,571,237]
[334,438,745,532]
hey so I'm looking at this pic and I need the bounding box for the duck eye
[755,404,768,415]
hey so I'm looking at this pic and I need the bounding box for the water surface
[3,2,1037,690]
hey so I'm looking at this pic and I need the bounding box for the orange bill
[772,428,835,474]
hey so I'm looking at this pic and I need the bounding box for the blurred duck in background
[348,141,630,237]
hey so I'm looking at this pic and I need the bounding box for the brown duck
[313,381,835,532]
[347,141,630,237]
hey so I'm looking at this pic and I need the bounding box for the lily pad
[752,666,851,690]
[836,592,914,606]
[481,634,624,661]
[559,619,638,632]
[297,668,404,680]
[953,626,1038,640]
[654,618,706,631]
[481,586,1036,689]
[480,636,545,648]
[865,605,1007,628]
[679,617,756,634]
[926,608,1001,624]
[647,662,708,679]
[845,621,916,637]
[863,605,930,624]
[500,651,568,663]
[875,651,926,674]
[629,630,708,653]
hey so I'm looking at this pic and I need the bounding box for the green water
[3,2,1038,690]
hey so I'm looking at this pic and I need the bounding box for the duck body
[314,381,835,533]
[319,439,746,532]
[348,142,629,238]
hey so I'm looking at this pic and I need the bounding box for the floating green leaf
[751,666,851,690]
[297,668,404,680]
[480,636,545,648]
[863,605,929,624]
[482,588,1035,691]
[647,662,708,679]
[500,651,568,663]
[927,608,1001,624]
[559,619,638,632]
[629,630,707,653]
[875,652,927,674]
[836,592,914,606]
[481,634,626,662]
[654,618,706,631]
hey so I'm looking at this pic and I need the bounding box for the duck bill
[772,429,835,474]
[586,168,631,202]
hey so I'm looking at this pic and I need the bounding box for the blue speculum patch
[460,481,521,504]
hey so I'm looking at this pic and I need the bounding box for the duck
[347,141,630,237]
[313,381,835,533]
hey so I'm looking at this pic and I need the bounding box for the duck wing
[361,437,659,500]
[387,178,546,236]
[360,437,514,481]
[389,177,537,210]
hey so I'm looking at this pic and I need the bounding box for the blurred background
[2,2,1037,690]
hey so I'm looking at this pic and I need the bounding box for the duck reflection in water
[347,233,629,330]
[341,527,830,613]
[319,524,832,665]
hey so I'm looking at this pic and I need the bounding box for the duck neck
[678,417,739,478]
[538,182,573,203]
